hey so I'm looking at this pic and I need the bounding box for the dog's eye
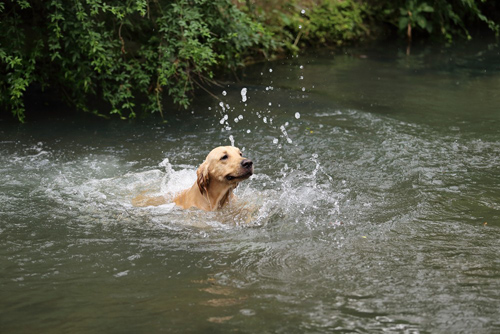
[239,152,243,157]
[220,154,228,160]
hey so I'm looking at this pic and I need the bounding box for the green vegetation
[1,0,498,122]
[369,0,499,42]
[238,0,371,52]
[0,0,274,122]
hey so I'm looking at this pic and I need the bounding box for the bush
[0,0,275,122]
[243,0,498,50]
[369,0,499,42]
[1,0,498,122]
[238,0,370,52]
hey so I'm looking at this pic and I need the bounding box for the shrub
[1,0,498,122]
[369,0,499,42]
[0,0,275,122]
[238,0,370,52]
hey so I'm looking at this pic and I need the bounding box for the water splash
[220,114,228,124]
[96,153,344,230]
[280,125,293,144]
[241,88,248,102]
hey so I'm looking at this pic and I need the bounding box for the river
[1,39,500,333]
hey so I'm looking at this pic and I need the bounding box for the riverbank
[1,0,499,122]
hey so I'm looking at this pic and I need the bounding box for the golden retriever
[132,146,253,211]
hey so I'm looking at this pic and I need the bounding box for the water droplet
[238,115,243,120]
[246,129,251,134]
[263,117,268,124]
[269,68,273,73]
[302,87,306,92]
[220,114,229,124]
[299,25,302,29]
[273,138,279,144]
[295,112,301,119]
[222,90,227,96]
[240,87,247,102]
[268,102,272,106]
[300,65,304,69]
[229,135,235,146]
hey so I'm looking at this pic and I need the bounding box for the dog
[131,146,253,211]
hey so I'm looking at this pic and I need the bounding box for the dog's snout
[241,159,253,169]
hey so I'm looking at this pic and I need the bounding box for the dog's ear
[197,161,210,195]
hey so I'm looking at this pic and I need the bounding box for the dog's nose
[241,159,253,169]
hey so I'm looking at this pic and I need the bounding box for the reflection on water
[1,40,500,333]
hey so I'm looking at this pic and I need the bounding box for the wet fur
[132,146,253,211]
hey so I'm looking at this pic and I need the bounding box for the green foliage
[240,0,370,52]
[398,0,435,35]
[370,0,499,42]
[1,0,498,122]
[243,0,498,51]
[0,0,275,121]
[288,0,370,48]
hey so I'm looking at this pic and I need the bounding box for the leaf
[416,16,428,30]
[399,17,409,31]
[419,3,434,13]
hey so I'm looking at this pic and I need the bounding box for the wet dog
[132,146,253,211]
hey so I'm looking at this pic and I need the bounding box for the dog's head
[197,146,253,195]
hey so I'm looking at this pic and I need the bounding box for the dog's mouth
[226,170,253,181]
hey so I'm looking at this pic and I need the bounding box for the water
[1,40,500,333]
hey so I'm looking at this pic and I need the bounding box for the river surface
[1,40,500,333]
